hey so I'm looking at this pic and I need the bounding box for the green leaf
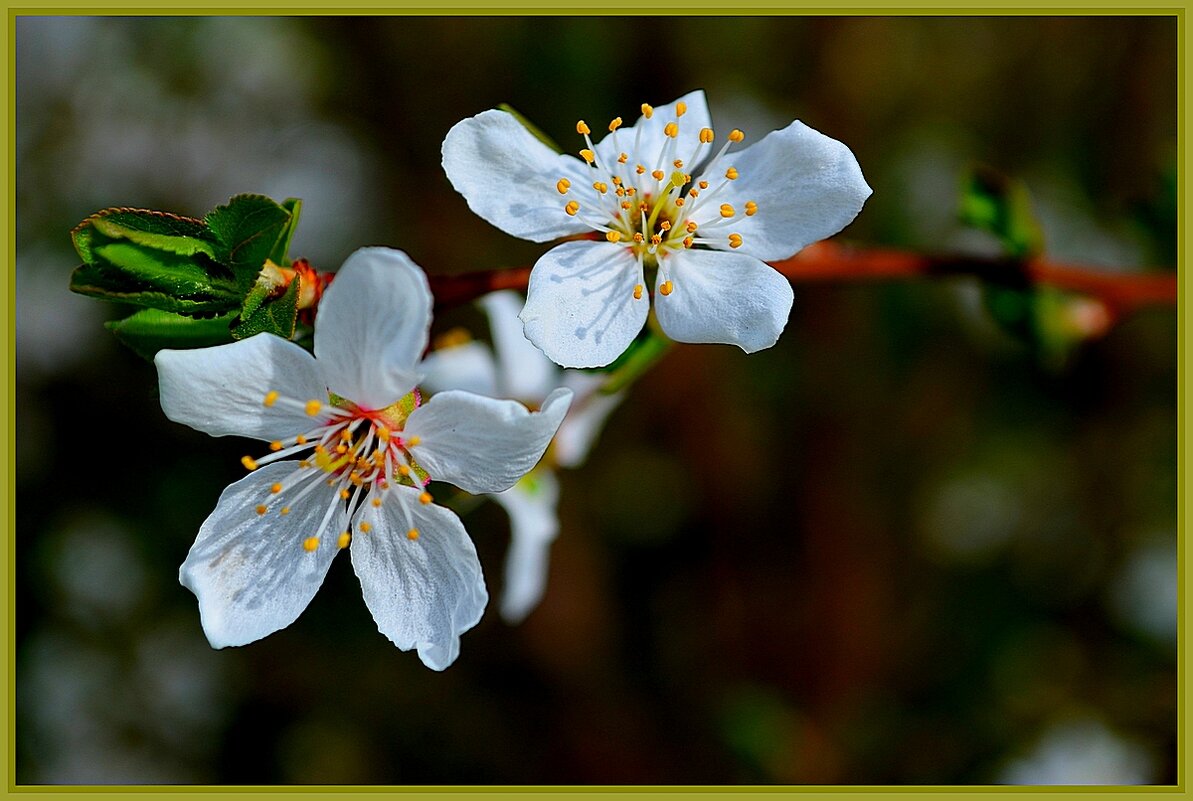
[70,244,241,315]
[959,166,1045,259]
[105,308,237,360]
[497,104,563,154]
[231,272,300,340]
[72,207,214,264]
[270,197,303,266]
[205,194,292,292]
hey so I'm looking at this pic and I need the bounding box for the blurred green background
[15,16,1177,784]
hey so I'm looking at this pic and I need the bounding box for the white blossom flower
[421,291,623,623]
[154,248,572,670]
[442,90,872,368]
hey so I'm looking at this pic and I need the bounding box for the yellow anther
[339,489,350,500]
[621,201,632,210]
[337,532,351,549]
[729,129,745,142]
[576,120,590,135]
[419,491,433,505]
[745,201,758,216]
[684,173,692,183]
[336,444,348,454]
[699,180,709,190]
[651,169,665,181]
[725,167,739,180]
[377,427,390,441]
[556,178,571,194]
[398,464,411,477]
[615,186,626,197]
[673,159,684,169]
[633,232,645,244]
[650,234,662,246]
[305,399,322,416]
[683,236,694,248]
[593,181,608,194]
[612,176,623,185]
[340,429,352,440]
[686,220,699,233]
[270,483,283,494]
[579,148,594,164]
[720,203,736,218]
[633,284,643,300]
[280,506,291,515]
[618,152,628,164]
[699,127,715,144]
[688,188,700,197]
[379,480,390,489]
[676,101,687,117]
[255,505,268,516]
[298,459,311,469]
[263,391,279,408]
[269,441,283,452]
[609,117,623,132]
[314,444,327,455]
[302,537,319,552]
[660,220,672,231]
[664,122,679,138]
[359,522,372,534]
[728,233,744,249]
[371,497,382,507]
[296,435,308,445]
[565,201,580,216]
[674,197,685,207]
[406,528,420,541]
[641,103,654,118]
[636,164,646,175]
[241,456,259,471]
[627,187,637,196]
[606,231,622,243]
[660,280,674,296]
[408,436,421,446]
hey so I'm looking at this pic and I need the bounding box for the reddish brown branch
[428,241,1177,319]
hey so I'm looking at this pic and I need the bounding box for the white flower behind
[155,248,571,670]
[442,90,872,368]
[422,291,623,622]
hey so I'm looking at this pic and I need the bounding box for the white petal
[480,290,559,401]
[701,120,871,261]
[179,462,341,648]
[350,485,487,671]
[520,241,648,369]
[491,470,560,624]
[595,90,712,177]
[314,247,431,411]
[442,109,592,243]
[419,341,500,398]
[553,374,625,469]
[654,249,794,353]
[403,387,572,494]
[156,334,327,442]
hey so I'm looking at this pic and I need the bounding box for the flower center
[239,388,432,551]
[556,103,758,299]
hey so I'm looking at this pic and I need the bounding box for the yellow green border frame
[2,6,1185,799]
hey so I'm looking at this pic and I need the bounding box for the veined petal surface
[419,340,500,399]
[481,290,559,401]
[403,388,572,495]
[351,485,488,671]
[156,334,327,442]
[179,462,341,648]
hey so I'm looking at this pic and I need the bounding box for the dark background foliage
[15,15,1177,784]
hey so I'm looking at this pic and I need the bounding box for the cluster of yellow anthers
[238,388,431,551]
[556,101,759,299]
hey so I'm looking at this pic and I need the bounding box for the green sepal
[497,103,563,154]
[231,271,300,341]
[959,166,1045,259]
[105,308,237,361]
[594,323,673,394]
[270,198,303,267]
[205,194,293,293]
[71,207,216,264]
[70,243,240,315]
